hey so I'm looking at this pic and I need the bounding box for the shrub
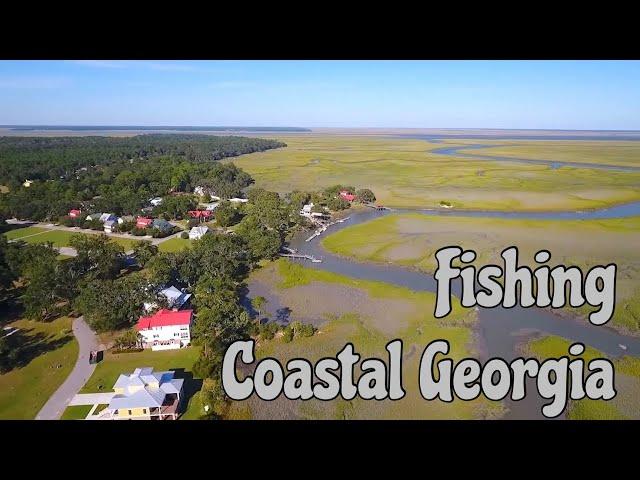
[187,218,199,228]
[289,320,315,338]
[111,348,144,354]
[119,221,135,232]
[282,326,293,343]
[180,231,189,239]
[131,227,147,236]
[260,322,279,341]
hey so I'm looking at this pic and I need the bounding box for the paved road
[35,317,100,420]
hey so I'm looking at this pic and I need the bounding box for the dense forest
[0,134,285,185]
[0,135,285,221]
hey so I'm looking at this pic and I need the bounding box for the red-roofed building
[136,217,154,228]
[69,209,81,218]
[187,210,213,219]
[339,190,356,202]
[136,309,193,351]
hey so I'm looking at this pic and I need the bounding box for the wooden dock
[279,253,322,263]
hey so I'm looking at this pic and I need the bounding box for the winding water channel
[258,143,640,419]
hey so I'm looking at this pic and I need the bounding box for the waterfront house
[189,225,210,240]
[136,309,193,351]
[86,213,102,222]
[339,190,356,202]
[69,209,82,218]
[100,367,184,420]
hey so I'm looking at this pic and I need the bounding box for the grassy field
[61,405,93,420]
[78,346,202,420]
[227,135,640,211]
[2,228,140,251]
[470,141,640,167]
[322,213,640,334]
[158,236,191,252]
[3,226,48,240]
[523,335,640,419]
[0,317,78,419]
[227,259,504,420]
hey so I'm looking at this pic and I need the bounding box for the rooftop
[136,309,193,330]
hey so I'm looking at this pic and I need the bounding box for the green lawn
[0,317,78,420]
[3,226,48,240]
[158,237,191,253]
[81,347,201,393]
[4,229,140,251]
[61,404,93,420]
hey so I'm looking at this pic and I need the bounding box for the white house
[189,225,210,240]
[300,203,326,219]
[99,213,117,223]
[104,219,118,233]
[149,197,163,207]
[136,309,193,351]
[143,286,192,312]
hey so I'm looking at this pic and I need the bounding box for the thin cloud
[0,75,72,89]
[72,60,200,72]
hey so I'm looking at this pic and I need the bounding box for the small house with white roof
[189,225,210,240]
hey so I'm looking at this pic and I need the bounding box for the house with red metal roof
[136,309,193,351]
[136,217,154,228]
[187,210,213,220]
[69,209,82,218]
[339,190,356,202]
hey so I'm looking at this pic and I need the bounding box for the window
[143,409,147,414]
[174,332,179,337]
[180,326,188,331]
[128,410,132,415]
[180,333,189,339]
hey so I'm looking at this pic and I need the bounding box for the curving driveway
[35,317,100,420]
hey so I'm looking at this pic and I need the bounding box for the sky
[0,60,639,130]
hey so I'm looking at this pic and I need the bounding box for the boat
[619,344,628,351]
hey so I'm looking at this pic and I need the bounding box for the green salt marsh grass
[470,141,640,168]
[227,259,504,420]
[523,335,640,420]
[322,213,640,334]
[227,135,640,211]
